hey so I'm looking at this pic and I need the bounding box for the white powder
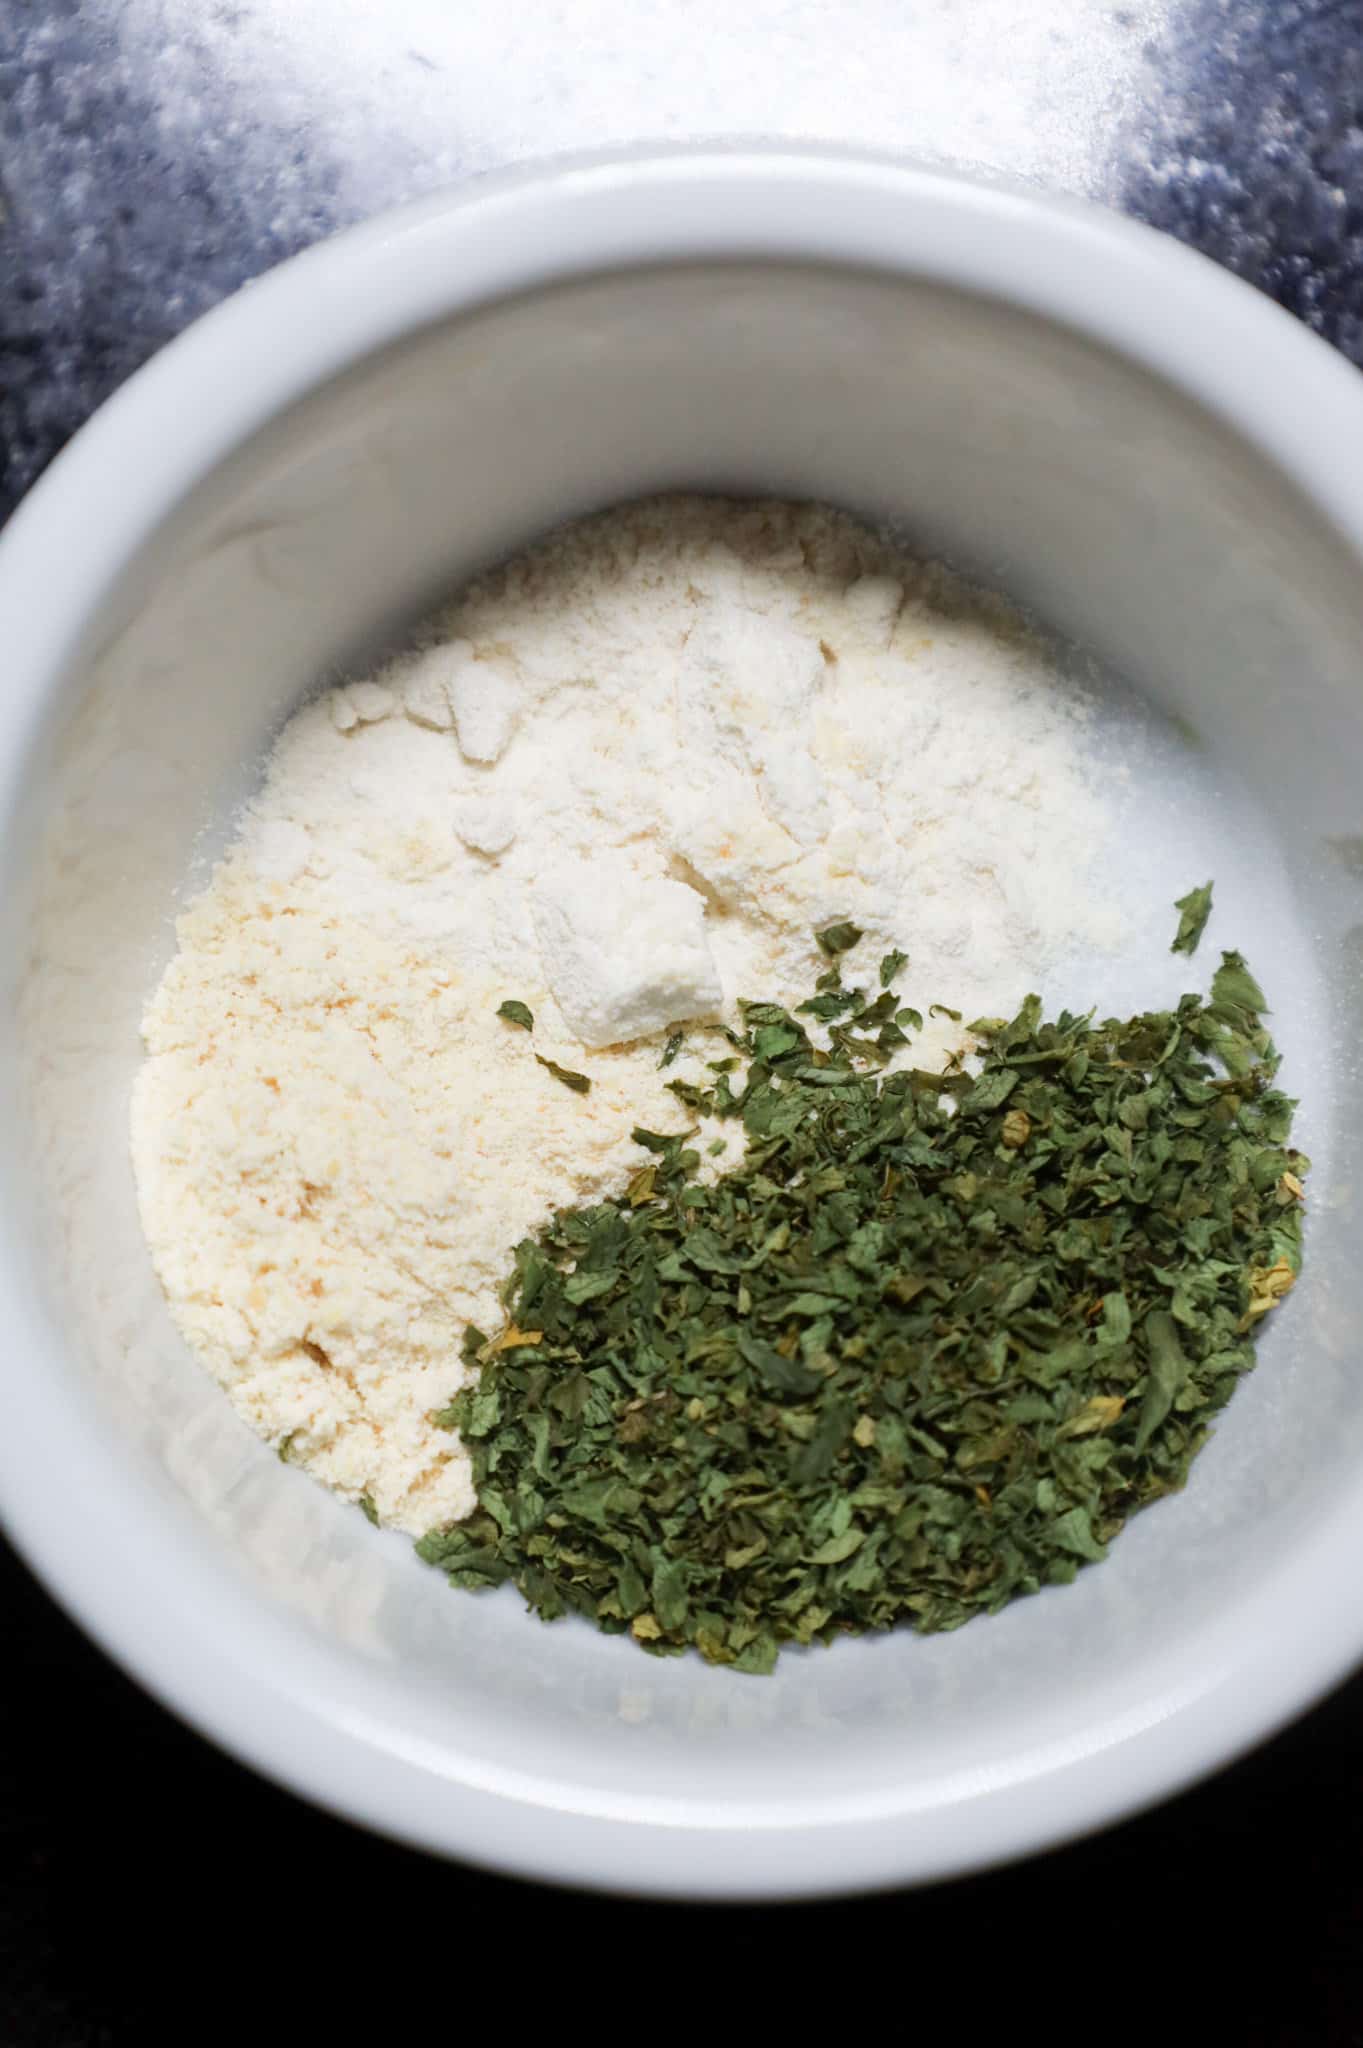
[128,1,1172,212]
[531,857,724,1049]
[132,496,1122,1533]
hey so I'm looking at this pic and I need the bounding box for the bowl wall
[3,155,1363,1895]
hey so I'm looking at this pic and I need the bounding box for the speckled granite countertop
[2,3,1363,2035]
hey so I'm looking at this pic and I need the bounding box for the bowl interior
[6,242,1363,1888]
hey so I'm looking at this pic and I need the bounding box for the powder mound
[131,495,1124,1530]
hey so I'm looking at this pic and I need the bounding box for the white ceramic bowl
[3,149,1363,1899]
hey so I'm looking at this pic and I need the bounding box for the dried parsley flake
[1171,881,1214,956]
[535,1054,591,1094]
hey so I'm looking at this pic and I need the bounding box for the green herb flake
[535,1054,591,1094]
[659,1030,685,1069]
[1171,881,1215,956]
[425,944,1304,1672]
[496,999,535,1031]
[1211,949,1267,1016]
[359,1493,379,1526]
[815,921,863,958]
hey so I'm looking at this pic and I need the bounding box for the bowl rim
[3,145,1363,1899]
